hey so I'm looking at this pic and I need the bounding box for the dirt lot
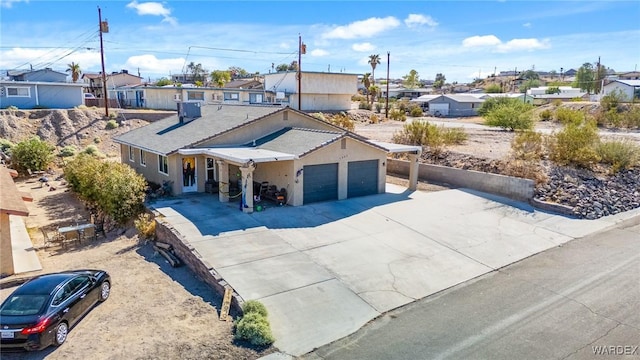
[0,177,275,359]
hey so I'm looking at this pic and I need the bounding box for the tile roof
[113,104,284,155]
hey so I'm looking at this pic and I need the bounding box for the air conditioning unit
[173,93,181,101]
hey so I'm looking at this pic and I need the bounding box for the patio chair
[41,227,64,248]
[80,226,97,242]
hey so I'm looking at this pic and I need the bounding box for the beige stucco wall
[253,160,295,204]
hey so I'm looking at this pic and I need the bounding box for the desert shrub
[397,100,410,113]
[551,99,563,107]
[242,300,269,317]
[392,120,430,145]
[58,145,77,158]
[351,94,366,102]
[555,107,584,126]
[484,84,502,93]
[311,113,326,121]
[358,101,371,110]
[6,105,18,110]
[409,106,423,117]
[511,130,545,161]
[623,106,640,128]
[370,114,380,124]
[10,136,54,174]
[0,138,15,153]
[64,153,147,224]
[441,127,468,145]
[548,121,600,168]
[539,109,553,121]
[234,312,274,347]
[477,97,521,116]
[375,102,382,113]
[134,213,156,240]
[389,108,406,121]
[596,140,640,172]
[105,119,119,130]
[108,111,118,120]
[600,89,627,111]
[94,137,102,144]
[82,145,102,157]
[483,102,534,131]
[502,160,548,185]
[327,113,354,131]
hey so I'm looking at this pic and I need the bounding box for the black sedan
[0,269,110,351]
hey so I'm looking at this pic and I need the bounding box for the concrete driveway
[151,185,639,356]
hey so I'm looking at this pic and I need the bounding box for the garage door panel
[303,163,338,204]
[348,160,378,198]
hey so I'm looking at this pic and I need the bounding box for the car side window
[52,284,74,307]
[68,276,90,293]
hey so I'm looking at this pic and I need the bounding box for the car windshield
[0,294,48,316]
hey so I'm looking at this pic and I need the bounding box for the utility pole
[297,34,306,111]
[385,51,390,119]
[98,7,109,117]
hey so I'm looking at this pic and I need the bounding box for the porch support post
[408,153,419,191]
[217,160,229,203]
[240,162,256,214]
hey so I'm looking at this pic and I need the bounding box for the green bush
[64,153,147,224]
[10,136,54,175]
[234,312,275,346]
[0,138,15,153]
[105,120,119,130]
[596,140,640,172]
[134,213,156,240]
[59,145,77,158]
[511,130,545,161]
[375,102,382,113]
[483,102,534,131]
[242,300,269,317]
[555,107,584,126]
[82,145,102,156]
[551,99,563,107]
[6,105,18,111]
[477,97,521,116]
[409,106,423,117]
[600,89,627,111]
[548,121,600,168]
[389,108,406,121]
[391,121,466,154]
[539,109,553,121]
[94,137,102,144]
[441,127,468,145]
[328,113,354,131]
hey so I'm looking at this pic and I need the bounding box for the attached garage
[347,160,378,198]
[429,103,449,117]
[303,163,338,204]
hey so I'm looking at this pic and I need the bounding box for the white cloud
[322,17,400,39]
[497,38,550,52]
[404,14,438,28]
[126,1,177,26]
[124,54,184,75]
[0,0,27,8]
[310,49,329,57]
[523,22,532,28]
[352,42,376,52]
[279,42,290,50]
[462,35,502,47]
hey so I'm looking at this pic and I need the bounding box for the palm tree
[362,72,371,103]
[66,62,81,83]
[368,54,381,85]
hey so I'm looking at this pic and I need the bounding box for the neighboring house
[113,104,420,211]
[7,68,68,82]
[263,71,357,111]
[380,85,432,99]
[411,94,484,117]
[477,93,534,104]
[224,78,263,89]
[1,67,84,109]
[602,80,640,100]
[82,70,142,98]
[617,71,640,80]
[526,86,588,104]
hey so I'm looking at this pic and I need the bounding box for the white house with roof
[411,94,484,117]
[602,80,640,100]
[263,71,357,111]
[1,68,84,109]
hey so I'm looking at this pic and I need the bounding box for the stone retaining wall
[388,158,535,202]
[154,218,244,314]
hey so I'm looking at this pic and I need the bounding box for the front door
[182,157,197,193]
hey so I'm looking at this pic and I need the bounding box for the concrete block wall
[154,218,244,314]
[388,158,535,202]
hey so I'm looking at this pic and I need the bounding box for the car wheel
[99,281,110,302]
[54,322,68,346]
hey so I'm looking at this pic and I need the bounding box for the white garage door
[430,103,449,117]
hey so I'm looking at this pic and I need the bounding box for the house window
[224,92,239,100]
[128,146,135,162]
[187,91,204,101]
[6,87,30,97]
[158,155,168,175]
[139,149,146,166]
[206,158,216,181]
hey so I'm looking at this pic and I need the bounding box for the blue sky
[1,0,639,83]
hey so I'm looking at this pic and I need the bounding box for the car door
[65,276,93,325]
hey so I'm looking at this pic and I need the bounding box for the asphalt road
[305,219,640,360]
